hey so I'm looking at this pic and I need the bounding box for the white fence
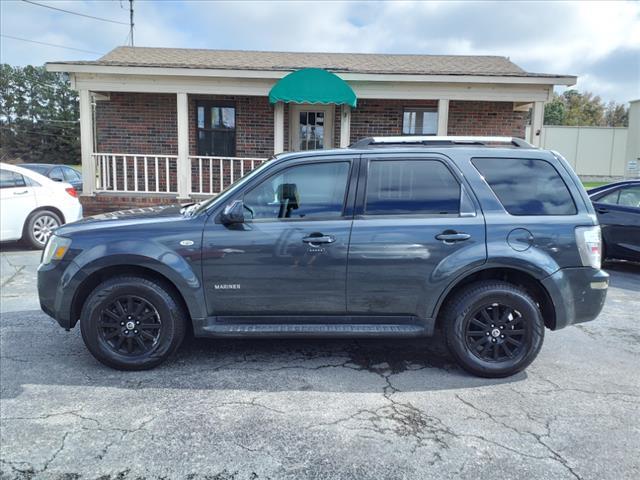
[93,153,267,195]
[526,126,632,177]
[190,156,266,195]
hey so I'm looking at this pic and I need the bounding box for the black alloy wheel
[80,276,187,370]
[98,295,163,356]
[441,280,545,378]
[464,303,527,362]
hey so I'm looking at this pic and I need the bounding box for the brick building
[47,47,575,214]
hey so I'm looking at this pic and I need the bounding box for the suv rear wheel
[441,281,544,378]
[80,276,187,370]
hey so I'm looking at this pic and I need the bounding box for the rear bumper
[542,267,609,330]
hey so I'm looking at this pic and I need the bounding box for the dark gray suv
[38,136,608,377]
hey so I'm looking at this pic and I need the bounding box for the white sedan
[0,163,83,248]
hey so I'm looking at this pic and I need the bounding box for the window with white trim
[402,108,438,135]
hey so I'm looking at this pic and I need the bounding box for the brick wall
[96,92,275,158]
[448,101,526,137]
[96,93,178,155]
[350,99,438,142]
[80,194,178,216]
[89,96,526,214]
[349,99,525,141]
[96,95,526,158]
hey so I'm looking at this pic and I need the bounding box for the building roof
[50,46,568,79]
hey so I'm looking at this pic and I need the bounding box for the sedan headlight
[41,235,72,265]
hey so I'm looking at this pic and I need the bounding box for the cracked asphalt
[1,246,639,480]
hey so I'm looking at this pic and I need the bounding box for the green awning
[269,68,357,107]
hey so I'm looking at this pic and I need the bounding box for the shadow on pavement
[0,312,526,400]
[603,260,640,292]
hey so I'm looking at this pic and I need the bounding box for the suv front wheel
[80,276,187,370]
[441,281,545,378]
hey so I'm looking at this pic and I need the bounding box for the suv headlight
[41,235,72,265]
[575,226,601,270]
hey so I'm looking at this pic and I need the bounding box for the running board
[196,323,429,338]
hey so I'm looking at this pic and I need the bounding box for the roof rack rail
[350,136,534,149]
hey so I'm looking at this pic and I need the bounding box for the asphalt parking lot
[1,245,639,480]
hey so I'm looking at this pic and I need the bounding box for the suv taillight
[575,226,601,269]
[65,187,78,198]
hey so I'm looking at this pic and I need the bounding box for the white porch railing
[189,155,267,195]
[94,153,179,194]
[92,153,266,196]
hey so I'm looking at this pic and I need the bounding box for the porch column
[176,92,191,199]
[530,101,544,147]
[274,101,284,154]
[78,89,95,195]
[340,105,351,147]
[437,99,449,136]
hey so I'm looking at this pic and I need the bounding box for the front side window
[196,101,236,157]
[243,162,350,220]
[617,186,640,208]
[0,170,26,189]
[402,108,438,135]
[365,160,460,215]
[473,158,577,215]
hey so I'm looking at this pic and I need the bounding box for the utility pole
[129,0,134,46]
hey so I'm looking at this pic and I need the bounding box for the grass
[582,181,609,189]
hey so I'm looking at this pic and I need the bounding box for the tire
[24,210,62,249]
[441,281,545,378]
[80,276,187,370]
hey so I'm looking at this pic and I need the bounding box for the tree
[543,90,629,127]
[0,65,80,164]
[543,95,566,125]
[604,101,628,127]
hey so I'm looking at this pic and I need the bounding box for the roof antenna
[129,0,134,46]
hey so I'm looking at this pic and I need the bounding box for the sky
[1,0,638,104]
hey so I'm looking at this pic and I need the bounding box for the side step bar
[198,323,429,338]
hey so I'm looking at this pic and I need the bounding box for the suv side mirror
[220,200,245,225]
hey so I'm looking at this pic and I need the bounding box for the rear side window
[0,170,26,189]
[50,167,64,182]
[365,160,460,215]
[472,158,576,215]
[63,167,80,182]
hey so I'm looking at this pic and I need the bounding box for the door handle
[435,231,471,243]
[596,207,609,214]
[302,233,336,245]
[12,190,28,195]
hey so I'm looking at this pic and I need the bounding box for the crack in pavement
[455,394,582,480]
[1,410,158,476]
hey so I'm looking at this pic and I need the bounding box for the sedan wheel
[24,210,61,249]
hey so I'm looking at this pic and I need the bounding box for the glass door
[290,105,334,151]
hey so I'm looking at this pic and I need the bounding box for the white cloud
[1,0,638,102]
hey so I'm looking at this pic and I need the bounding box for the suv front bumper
[541,267,609,330]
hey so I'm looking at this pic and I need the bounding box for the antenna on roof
[129,0,134,46]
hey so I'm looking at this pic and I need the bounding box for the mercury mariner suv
[38,136,608,377]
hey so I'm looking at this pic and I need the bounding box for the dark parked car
[21,164,83,192]
[588,180,640,262]
[38,136,608,378]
